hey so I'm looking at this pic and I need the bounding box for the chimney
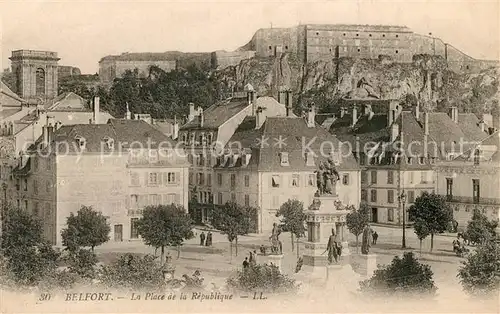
[46,125,54,145]
[93,97,100,124]
[188,103,196,122]
[413,103,420,120]
[307,104,316,128]
[278,89,286,105]
[352,106,358,127]
[449,106,458,123]
[172,116,179,140]
[478,120,485,133]
[391,123,400,142]
[199,112,204,128]
[255,107,265,129]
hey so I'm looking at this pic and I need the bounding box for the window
[268,45,272,50]
[23,179,28,191]
[446,178,453,201]
[369,34,372,37]
[130,195,138,208]
[207,174,212,186]
[33,202,39,216]
[130,218,139,239]
[291,174,300,187]
[370,190,377,202]
[148,172,159,185]
[197,173,204,185]
[189,173,193,185]
[473,179,480,204]
[244,194,250,206]
[371,171,377,184]
[244,175,250,187]
[231,193,236,202]
[150,194,160,206]
[395,50,399,54]
[356,33,359,36]
[217,173,223,186]
[420,171,427,183]
[382,34,386,37]
[198,154,204,166]
[342,174,349,185]
[409,172,414,184]
[16,179,20,191]
[167,172,176,184]
[396,34,399,38]
[206,156,211,167]
[308,174,315,186]
[34,180,39,195]
[407,157,412,164]
[418,157,425,165]
[361,171,367,184]
[188,154,193,164]
[24,200,28,210]
[361,189,368,201]
[130,172,140,186]
[271,175,281,188]
[272,195,280,207]
[473,150,480,165]
[230,174,236,188]
[280,152,289,166]
[388,208,394,222]
[16,199,20,208]
[357,49,361,52]
[387,170,394,184]
[387,190,394,204]
[217,192,223,205]
[408,191,415,203]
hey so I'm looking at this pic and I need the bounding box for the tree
[211,202,258,260]
[276,199,306,257]
[458,240,500,296]
[413,218,430,255]
[1,207,59,285]
[99,254,166,291]
[408,192,452,251]
[360,252,437,298]
[66,248,98,279]
[464,208,498,245]
[136,204,194,262]
[346,203,370,252]
[61,205,111,252]
[227,264,298,294]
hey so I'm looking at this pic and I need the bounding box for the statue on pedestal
[323,229,342,264]
[314,158,340,196]
[361,224,373,255]
[269,223,283,254]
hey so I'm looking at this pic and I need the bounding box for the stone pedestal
[357,254,377,278]
[256,254,284,272]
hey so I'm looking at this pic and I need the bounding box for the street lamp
[399,190,407,249]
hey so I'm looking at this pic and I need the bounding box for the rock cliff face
[213,54,499,114]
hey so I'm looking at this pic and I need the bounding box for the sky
[1,0,498,74]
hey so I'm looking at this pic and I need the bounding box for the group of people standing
[199,231,213,246]
[243,250,258,269]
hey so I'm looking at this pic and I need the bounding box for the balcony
[446,195,500,206]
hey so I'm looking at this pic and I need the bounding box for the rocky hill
[213,54,499,115]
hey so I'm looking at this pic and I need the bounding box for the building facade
[213,106,361,233]
[435,130,500,229]
[98,53,177,86]
[9,50,60,103]
[178,87,295,222]
[13,119,189,246]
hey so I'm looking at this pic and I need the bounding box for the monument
[357,224,377,278]
[299,158,351,280]
[256,222,284,272]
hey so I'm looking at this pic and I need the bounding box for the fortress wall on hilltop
[211,51,256,69]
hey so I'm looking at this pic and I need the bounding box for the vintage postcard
[0,0,499,313]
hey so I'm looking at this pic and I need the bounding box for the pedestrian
[259,244,266,254]
[249,251,254,264]
[206,231,212,246]
[200,231,206,246]
[372,231,378,245]
[242,257,249,269]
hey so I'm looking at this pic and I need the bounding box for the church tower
[9,50,60,103]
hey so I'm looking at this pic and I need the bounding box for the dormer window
[182,133,188,144]
[407,157,412,164]
[418,157,425,165]
[75,136,86,149]
[305,152,315,166]
[280,152,289,166]
[103,137,114,150]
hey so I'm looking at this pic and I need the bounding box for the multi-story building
[241,24,498,73]
[328,97,489,225]
[13,119,189,246]
[9,50,60,103]
[213,105,361,233]
[98,53,177,86]
[435,129,500,229]
[178,86,295,222]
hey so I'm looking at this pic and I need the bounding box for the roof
[453,131,500,163]
[221,116,360,172]
[45,92,87,111]
[1,81,24,104]
[0,108,21,119]
[180,97,250,130]
[458,113,489,142]
[33,119,178,154]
